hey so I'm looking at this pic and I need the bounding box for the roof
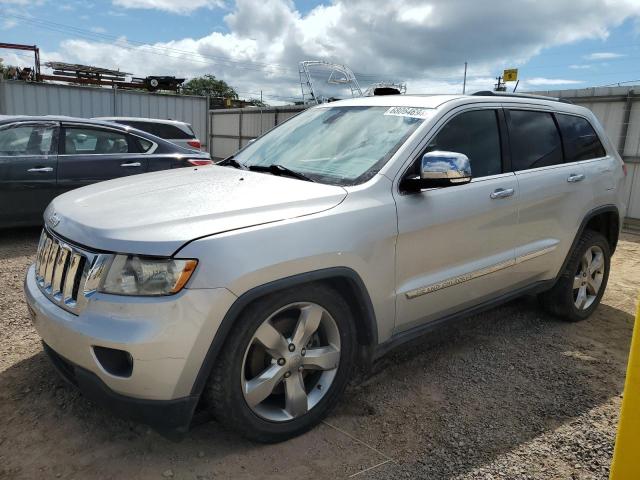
[0,115,127,127]
[93,116,192,126]
[315,93,591,116]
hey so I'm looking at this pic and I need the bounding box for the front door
[393,108,519,332]
[0,121,59,226]
[56,124,150,194]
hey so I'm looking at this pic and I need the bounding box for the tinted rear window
[508,110,563,171]
[119,121,193,140]
[556,114,606,161]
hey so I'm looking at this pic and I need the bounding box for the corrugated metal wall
[209,106,305,159]
[0,80,209,149]
[535,86,640,220]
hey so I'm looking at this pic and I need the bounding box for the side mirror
[402,151,472,192]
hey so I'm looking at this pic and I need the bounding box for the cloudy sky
[2,0,640,104]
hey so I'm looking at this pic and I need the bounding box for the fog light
[93,346,133,378]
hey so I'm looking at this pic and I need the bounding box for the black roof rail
[471,90,573,104]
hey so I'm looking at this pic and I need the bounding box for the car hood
[46,166,347,256]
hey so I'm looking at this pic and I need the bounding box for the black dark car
[0,115,212,227]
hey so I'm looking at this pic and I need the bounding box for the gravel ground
[0,228,638,480]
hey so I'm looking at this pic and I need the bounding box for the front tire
[538,229,610,322]
[205,284,356,442]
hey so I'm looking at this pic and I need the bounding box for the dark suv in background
[0,116,211,227]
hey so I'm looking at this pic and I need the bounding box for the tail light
[622,162,628,177]
[187,140,201,149]
[187,159,213,166]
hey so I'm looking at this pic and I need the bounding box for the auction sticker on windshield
[384,106,432,119]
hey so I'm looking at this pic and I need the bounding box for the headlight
[99,255,198,296]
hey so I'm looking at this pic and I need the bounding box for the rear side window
[508,110,563,171]
[135,137,154,152]
[425,109,502,177]
[64,127,130,154]
[556,114,606,161]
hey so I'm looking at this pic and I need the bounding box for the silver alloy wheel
[573,245,605,310]
[241,302,341,422]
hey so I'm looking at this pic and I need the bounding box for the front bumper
[43,341,198,438]
[24,264,237,434]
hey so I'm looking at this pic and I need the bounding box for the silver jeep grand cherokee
[25,92,627,442]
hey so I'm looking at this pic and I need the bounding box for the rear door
[555,113,614,206]
[0,121,59,226]
[505,108,593,284]
[57,124,152,194]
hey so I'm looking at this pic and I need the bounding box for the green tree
[247,97,268,107]
[182,74,238,105]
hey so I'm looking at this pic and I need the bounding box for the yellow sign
[503,69,518,82]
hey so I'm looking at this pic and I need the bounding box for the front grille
[35,229,109,315]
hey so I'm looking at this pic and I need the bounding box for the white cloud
[584,51,626,60]
[40,0,640,103]
[397,5,434,25]
[525,77,583,86]
[90,26,106,33]
[110,0,224,14]
[569,64,592,69]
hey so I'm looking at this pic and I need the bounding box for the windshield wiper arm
[217,156,245,169]
[248,164,315,183]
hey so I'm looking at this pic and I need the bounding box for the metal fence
[535,86,640,221]
[208,106,305,160]
[0,80,209,149]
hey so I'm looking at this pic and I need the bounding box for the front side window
[0,124,56,156]
[556,114,606,161]
[64,127,130,155]
[233,106,430,185]
[508,110,563,171]
[425,110,502,178]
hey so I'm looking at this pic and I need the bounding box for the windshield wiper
[248,164,315,183]
[217,156,245,169]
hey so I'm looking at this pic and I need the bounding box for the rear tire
[538,229,610,322]
[204,284,356,443]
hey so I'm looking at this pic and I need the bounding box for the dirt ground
[1,228,638,480]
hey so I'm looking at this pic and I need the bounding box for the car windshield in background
[233,106,431,185]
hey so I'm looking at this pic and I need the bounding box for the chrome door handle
[490,188,515,199]
[567,173,585,183]
[120,162,141,168]
[27,167,53,173]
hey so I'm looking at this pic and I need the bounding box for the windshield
[233,105,431,185]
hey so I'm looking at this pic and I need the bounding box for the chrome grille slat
[35,231,46,275]
[43,241,60,289]
[35,229,100,315]
[63,253,82,304]
[51,247,70,299]
[37,237,53,281]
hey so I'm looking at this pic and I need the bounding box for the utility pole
[260,90,263,104]
[494,75,506,92]
[462,61,468,94]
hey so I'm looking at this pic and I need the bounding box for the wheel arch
[190,267,378,396]
[558,205,620,279]
[582,206,620,255]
